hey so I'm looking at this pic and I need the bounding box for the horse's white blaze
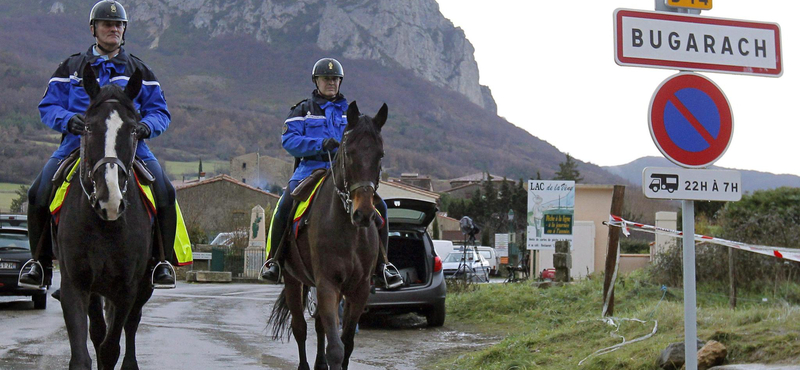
[100,110,124,219]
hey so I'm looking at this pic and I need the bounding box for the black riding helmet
[311,58,344,84]
[90,0,128,43]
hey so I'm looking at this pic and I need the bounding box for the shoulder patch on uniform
[282,123,288,135]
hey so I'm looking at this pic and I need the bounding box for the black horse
[269,102,388,370]
[55,63,154,370]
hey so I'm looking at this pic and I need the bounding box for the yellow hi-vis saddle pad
[49,158,157,216]
[265,176,386,257]
[48,159,193,266]
[265,176,326,256]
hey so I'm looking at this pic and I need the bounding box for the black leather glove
[322,138,340,152]
[67,114,86,136]
[134,122,151,140]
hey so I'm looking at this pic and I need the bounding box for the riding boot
[376,263,403,290]
[374,216,403,290]
[261,261,281,282]
[261,187,294,283]
[19,263,52,287]
[261,226,287,283]
[154,203,177,286]
[153,263,175,285]
[19,195,54,288]
[146,159,177,287]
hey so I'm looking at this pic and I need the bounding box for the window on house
[242,163,247,169]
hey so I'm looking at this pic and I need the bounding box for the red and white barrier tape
[608,215,800,263]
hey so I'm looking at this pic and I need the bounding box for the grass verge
[428,269,800,370]
[0,182,27,213]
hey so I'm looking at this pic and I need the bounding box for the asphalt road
[0,272,496,369]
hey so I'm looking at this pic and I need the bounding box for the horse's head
[80,63,142,221]
[336,101,387,228]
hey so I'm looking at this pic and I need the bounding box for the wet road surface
[0,272,497,369]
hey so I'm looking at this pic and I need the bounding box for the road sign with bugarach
[614,9,782,77]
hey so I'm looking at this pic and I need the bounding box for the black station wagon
[0,225,47,309]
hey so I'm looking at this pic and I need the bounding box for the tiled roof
[174,174,280,198]
[381,180,440,199]
[449,172,509,183]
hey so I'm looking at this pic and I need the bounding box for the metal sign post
[682,200,698,370]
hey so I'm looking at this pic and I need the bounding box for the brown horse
[269,101,387,370]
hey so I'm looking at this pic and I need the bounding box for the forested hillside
[0,0,625,186]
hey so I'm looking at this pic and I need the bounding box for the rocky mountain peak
[118,0,495,111]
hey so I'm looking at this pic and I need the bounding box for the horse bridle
[78,98,138,207]
[327,129,382,214]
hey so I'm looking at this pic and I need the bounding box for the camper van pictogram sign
[643,167,741,201]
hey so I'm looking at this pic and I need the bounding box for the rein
[78,98,138,206]
[327,129,381,215]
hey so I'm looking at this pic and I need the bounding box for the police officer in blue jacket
[20,0,176,288]
[262,58,403,290]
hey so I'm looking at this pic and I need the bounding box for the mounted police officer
[261,58,403,290]
[20,0,179,289]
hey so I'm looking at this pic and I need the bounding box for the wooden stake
[602,185,625,317]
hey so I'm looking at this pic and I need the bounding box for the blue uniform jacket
[38,46,171,161]
[282,91,348,182]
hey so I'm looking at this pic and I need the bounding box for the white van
[475,246,499,276]
[432,240,455,259]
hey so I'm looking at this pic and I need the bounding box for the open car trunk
[386,230,430,288]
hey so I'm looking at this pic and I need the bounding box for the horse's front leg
[120,279,152,370]
[316,285,345,370]
[60,278,92,370]
[340,284,371,370]
[120,305,142,370]
[97,296,134,370]
[313,313,327,370]
[87,293,106,356]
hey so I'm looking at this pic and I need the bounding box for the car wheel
[33,292,47,310]
[425,301,446,327]
[306,287,317,317]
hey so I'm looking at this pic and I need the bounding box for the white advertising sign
[494,233,509,257]
[643,167,742,201]
[527,180,575,250]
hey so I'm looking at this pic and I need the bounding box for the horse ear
[373,103,388,131]
[125,69,142,101]
[346,101,360,128]
[82,63,100,100]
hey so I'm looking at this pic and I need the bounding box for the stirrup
[18,259,45,289]
[381,263,403,290]
[259,258,281,282]
[152,261,176,289]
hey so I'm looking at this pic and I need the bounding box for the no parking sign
[649,72,733,168]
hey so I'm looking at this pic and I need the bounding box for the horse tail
[267,288,292,341]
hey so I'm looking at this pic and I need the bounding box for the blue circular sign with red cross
[649,73,733,168]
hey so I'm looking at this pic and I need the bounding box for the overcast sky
[435,0,799,177]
